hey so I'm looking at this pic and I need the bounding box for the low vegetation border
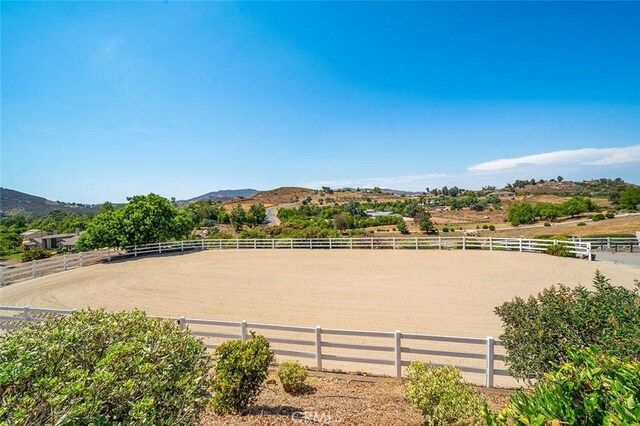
[0,236,593,286]
[0,305,510,388]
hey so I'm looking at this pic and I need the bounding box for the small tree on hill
[230,204,247,232]
[333,212,353,232]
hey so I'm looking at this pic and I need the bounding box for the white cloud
[468,145,640,172]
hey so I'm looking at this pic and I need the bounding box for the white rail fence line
[0,306,510,388]
[0,236,592,286]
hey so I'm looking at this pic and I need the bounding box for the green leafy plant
[405,362,484,425]
[494,272,640,380]
[277,361,308,394]
[488,224,495,231]
[485,348,640,425]
[21,247,53,262]
[605,212,615,219]
[0,309,212,425]
[210,334,274,414]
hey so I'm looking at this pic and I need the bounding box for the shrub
[605,212,615,219]
[210,334,274,414]
[277,361,308,394]
[591,213,606,221]
[485,348,640,425]
[0,309,212,425]
[482,224,489,229]
[397,220,409,234]
[543,222,551,227]
[494,272,640,380]
[545,243,574,257]
[21,248,52,262]
[488,224,495,231]
[577,222,586,226]
[405,362,484,425]
[442,227,449,232]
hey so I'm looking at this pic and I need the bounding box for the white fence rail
[0,236,592,286]
[0,306,510,388]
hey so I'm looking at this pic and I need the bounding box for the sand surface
[2,250,638,385]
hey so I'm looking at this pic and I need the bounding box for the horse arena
[2,248,638,385]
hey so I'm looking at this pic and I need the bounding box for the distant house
[21,229,79,251]
[364,209,395,218]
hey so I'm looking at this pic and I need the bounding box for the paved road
[265,206,280,226]
[595,252,640,268]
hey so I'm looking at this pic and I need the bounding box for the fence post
[236,239,239,249]
[63,255,68,270]
[607,237,611,249]
[394,330,402,378]
[219,239,222,250]
[241,320,248,342]
[485,336,495,388]
[462,236,466,250]
[107,249,111,261]
[159,242,162,254]
[32,260,37,278]
[315,326,323,372]
[134,245,137,257]
[519,238,523,253]
[329,238,332,250]
[178,316,186,331]
[272,239,275,249]
[254,239,257,249]
[350,238,353,249]
[181,241,184,252]
[393,237,396,249]
[202,239,205,250]
[290,239,294,249]
[79,253,84,267]
[310,239,313,250]
[415,237,418,250]
[371,238,374,250]
[438,236,442,250]
[587,242,593,261]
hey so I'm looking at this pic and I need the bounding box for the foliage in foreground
[494,272,640,380]
[405,362,484,425]
[0,309,213,426]
[485,348,640,425]
[210,334,274,414]
[277,361,308,394]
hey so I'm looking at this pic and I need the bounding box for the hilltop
[182,189,259,203]
[0,188,101,216]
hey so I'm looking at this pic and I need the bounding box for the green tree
[619,187,640,210]
[249,204,267,225]
[230,204,247,232]
[77,194,194,249]
[506,202,535,226]
[414,211,436,233]
[396,220,409,234]
[333,212,353,232]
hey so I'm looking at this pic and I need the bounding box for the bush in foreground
[494,272,640,380]
[0,309,213,425]
[485,348,640,425]
[210,334,274,414]
[405,362,484,425]
[277,361,308,394]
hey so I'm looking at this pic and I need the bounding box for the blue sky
[2,2,639,203]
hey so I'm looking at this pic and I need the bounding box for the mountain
[183,189,259,203]
[0,188,101,216]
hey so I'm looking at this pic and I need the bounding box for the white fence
[0,249,117,286]
[0,236,592,286]
[0,305,510,388]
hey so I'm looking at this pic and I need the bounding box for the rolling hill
[0,188,101,216]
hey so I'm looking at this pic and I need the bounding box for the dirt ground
[1,250,638,386]
[199,371,513,425]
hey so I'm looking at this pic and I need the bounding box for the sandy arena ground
[1,250,638,385]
